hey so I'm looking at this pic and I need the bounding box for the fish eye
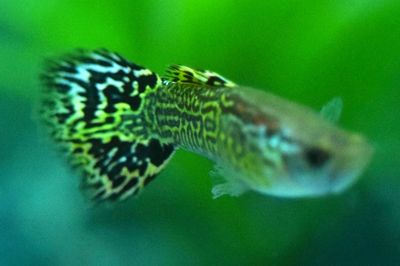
[304,147,330,168]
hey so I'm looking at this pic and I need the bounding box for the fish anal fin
[163,65,236,88]
[210,162,248,199]
[211,182,247,199]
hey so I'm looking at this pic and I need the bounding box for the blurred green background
[1,1,399,265]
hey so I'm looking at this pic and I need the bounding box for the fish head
[253,109,373,197]
[275,126,373,197]
[222,88,373,198]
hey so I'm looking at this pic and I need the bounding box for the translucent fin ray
[210,163,248,199]
[320,97,343,123]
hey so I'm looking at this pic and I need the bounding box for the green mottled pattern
[148,82,276,185]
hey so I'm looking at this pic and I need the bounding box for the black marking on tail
[40,49,175,202]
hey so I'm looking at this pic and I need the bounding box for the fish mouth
[329,140,374,194]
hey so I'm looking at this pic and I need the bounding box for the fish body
[40,49,373,201]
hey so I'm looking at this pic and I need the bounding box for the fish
[40,49,373,202]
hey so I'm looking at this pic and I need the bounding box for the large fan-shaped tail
[41,49,174,202]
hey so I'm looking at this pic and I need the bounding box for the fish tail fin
[40,49,175,202]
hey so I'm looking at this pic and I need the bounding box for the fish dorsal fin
[163,65,236,88]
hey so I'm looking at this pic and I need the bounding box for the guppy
[40,49,373,202]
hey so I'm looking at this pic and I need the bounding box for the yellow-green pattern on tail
[40,50,174,201]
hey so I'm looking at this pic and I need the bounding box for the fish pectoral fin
[162,64,236,88]
[320,97,343,123]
